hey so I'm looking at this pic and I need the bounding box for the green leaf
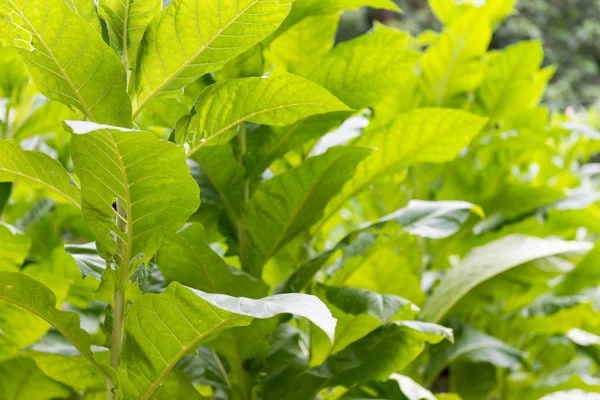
[120,282,336,400]
[0,272,109,381]
[25,351,106,392]
[363,200,483,239]
[419,10,492,106]
[131,0,292,116]
[267,321,452,400]
[65,0,102,33]
[306,24,419,109]
[241,146,371,276]
[424,324,525,384]
[184,73,351,156]
[320,109,487,231]
[267,13,339,75]
[0,0,131,126]
[0,139,80,208]
[98,0,161,71]
[540,391,600,400]
[0,222,31,271]
[319,284,418,324]
[155,222,268,298]
[0,358,71,400]
[477,41,553,122]
[390,373,437,400]
[67,121,200,265]
[65,242,106,280]
[245,111,351,180]
[420,235,593,323]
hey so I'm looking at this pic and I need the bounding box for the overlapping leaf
[131,0,291,115]
[120,282,336,400]
[67,121,199,265]
[185,73,350,156]
[0,0,131,125]
[0,139,80,208]
[241,146,371,276]
[320,109,487,233]
[420,235,593,323]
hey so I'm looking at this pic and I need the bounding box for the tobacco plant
[1,0,600,399]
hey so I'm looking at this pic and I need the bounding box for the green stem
[236,123,248,263]
[109,199,130,399]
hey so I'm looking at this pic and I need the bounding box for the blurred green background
[338,0,600,112]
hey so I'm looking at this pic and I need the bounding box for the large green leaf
[419,9,492,106]
[266,321,452,400]
[306,24,419,109]
[98,0,161,71]
[320,109,487,231]
[66,0,102,33]
[241,146,371,276]
[120,282,336,400]
[184,73,350,157]
[0,272,109,381]
[0,0,131,126]
[363,200,483,239]
[420,235,593,323]
[424,324,525,384]
[67,121,199,265]
[0,358,71,400]
[245,111,351,180]
[0,223,31,271]
[155,223,268,298]
[0,139,80,208]
[131,0,291,116]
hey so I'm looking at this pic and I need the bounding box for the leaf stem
[237,123,249,266]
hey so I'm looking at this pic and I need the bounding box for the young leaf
[241,146,371,276]
[420,235,593,323]
[98,0,162,71]
[155,223,268,298]
[185,73,351,156]
[306,24,420,109]
[0,139,80,208]
[320,109,488,230]
[67,121,200,265]
[120,282,336,400]
[131,0,291,116]
[0,223,31,271]
[0,272,109,381]
[0,0,132,126]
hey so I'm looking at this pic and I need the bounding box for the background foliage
[1,0,600,400]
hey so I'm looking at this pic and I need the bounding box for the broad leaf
[306,24,419,109]
[420,235,593,323]
[0,223,31,271]
[266,321,452,400]
[0,272,109,380]
[155,223,268,298]
[65,242,106,280]
[362,200,483,239]
[120,282,336,400]
[0,139,80,208]
[241,146,371,276]
[0,358,71,400]
[245,111,351,180]
[131,0,291,116]
[66,0,102,33]
[424,324,525,384]
[98,0,161,70]
[320,109,487,231]
[67,121,199,265]
[390,373,437,400]
[185,73,350,156]
[0,0,131,126]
